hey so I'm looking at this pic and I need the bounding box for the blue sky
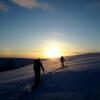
[0,0,100,58]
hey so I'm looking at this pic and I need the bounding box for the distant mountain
[0,58,33,72]
[66,52,100,61]
[75,52,100,57]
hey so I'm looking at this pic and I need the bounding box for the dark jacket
[33,59,44,72]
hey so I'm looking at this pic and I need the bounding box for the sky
[0,0,100,58]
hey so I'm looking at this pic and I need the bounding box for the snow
[0,53,100,100]
[0,59,60,84]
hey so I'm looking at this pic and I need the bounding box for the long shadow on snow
[29,64,100,100]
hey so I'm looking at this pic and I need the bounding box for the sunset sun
[45,47,62,58]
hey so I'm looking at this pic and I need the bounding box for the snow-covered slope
[0,53,100,100]
[0,59,60,84]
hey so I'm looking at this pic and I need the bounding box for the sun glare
[45,47,62,58]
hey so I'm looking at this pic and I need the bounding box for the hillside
[0,53,100,100]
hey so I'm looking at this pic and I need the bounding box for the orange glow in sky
[45,47,62,58]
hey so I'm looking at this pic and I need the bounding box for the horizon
[0,0,100,58]
[0,52,100,59]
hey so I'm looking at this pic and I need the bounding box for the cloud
[10,0,52,10]
[40,2,53,10]
[0,2,8,12]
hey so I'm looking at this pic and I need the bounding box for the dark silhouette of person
[32,59,45,89]
[60,56,65,67]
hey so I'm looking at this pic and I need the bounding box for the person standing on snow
[32,59,45,89]
[60,56,65,67]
